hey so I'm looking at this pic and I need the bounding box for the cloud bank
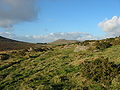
[0,32,97,43]
[0,0,97,43]
[98,16,120,36]
[0,0,38,29]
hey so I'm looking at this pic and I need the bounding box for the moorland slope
[0,37,120,90]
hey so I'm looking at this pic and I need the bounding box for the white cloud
[0,0,38,29]
[0,32,15,39]
[24,32,97,43]
[0,32,97,43]
[98,16,120,36]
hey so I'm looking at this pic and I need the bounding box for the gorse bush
[95,42,112,50]
[80,57,120,88]
[0,54,9,60]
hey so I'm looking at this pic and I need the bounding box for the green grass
[0,40,120,90]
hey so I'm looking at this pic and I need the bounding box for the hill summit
[50,39,79,45]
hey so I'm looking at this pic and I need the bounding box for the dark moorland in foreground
[0,36,120,90]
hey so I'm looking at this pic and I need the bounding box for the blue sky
[0,0,120,42]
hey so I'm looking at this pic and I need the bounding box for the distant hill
[0,36,19,42]
[0,36,35,51]
[49,39,79,45]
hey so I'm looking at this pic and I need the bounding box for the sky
[0,0,120,43]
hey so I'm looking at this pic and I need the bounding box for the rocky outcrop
[74,45,89,52]
[28,47,52,52]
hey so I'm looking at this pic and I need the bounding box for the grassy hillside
[0,36,36,51]
[0,37,120,90]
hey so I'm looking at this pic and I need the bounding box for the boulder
[74,45,89,52]
[28,47,52,52]
[28,47,34,52]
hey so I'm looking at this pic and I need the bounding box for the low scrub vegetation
[80,58,120,89]
[0,37,120,90]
